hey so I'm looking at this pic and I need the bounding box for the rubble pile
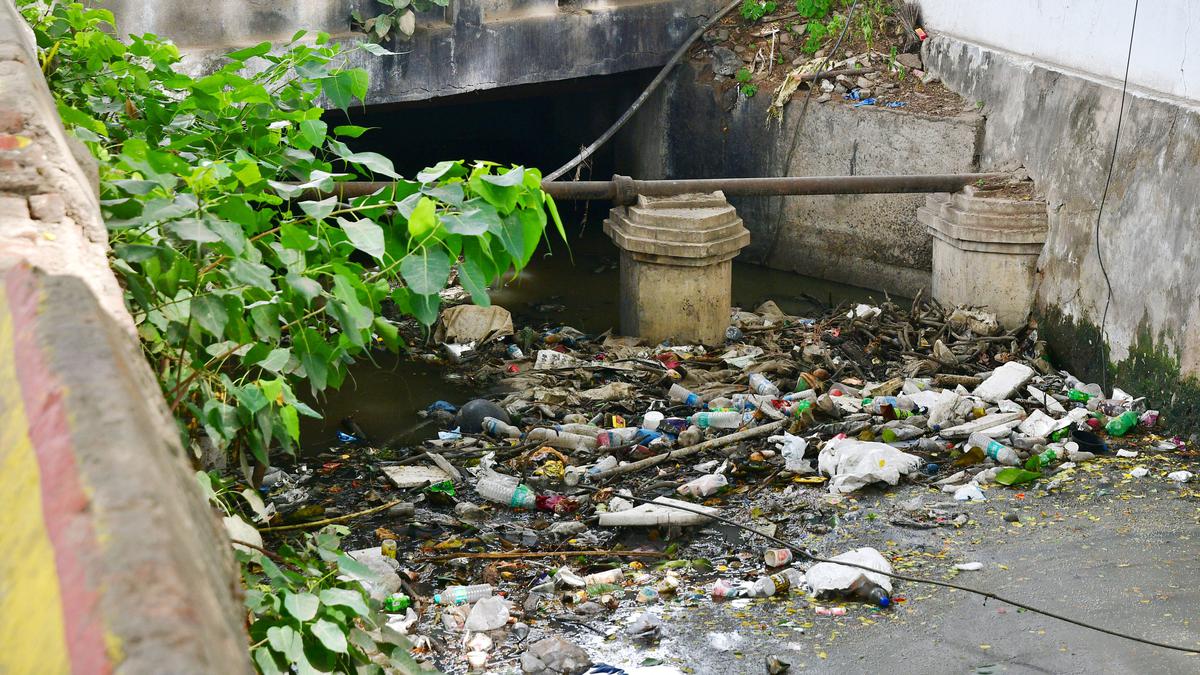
[260,297,1192,673]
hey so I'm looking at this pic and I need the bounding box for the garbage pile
[261,297,1187,673]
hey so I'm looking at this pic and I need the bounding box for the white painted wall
[919,0,1199,102]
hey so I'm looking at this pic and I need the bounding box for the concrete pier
[603,192,750,345]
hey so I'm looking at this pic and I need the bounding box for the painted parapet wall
[102,0,727,105]
[921,19,1200,427]
[615,61,982,298]
[0,2,250,671]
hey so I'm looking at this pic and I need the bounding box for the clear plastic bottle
[481,416,522,439]
[748,373,781,397]
[583,568,624,586]
[587,455,619,476]
[668,383,703,408]
[880,424,923,442]
[690,411,741,429]
[526,427,597,450]
[596,427,641,447]
[676,473,728,497]
[434,584,493,605]
[751,568,802,597]
[967,432,1020,466]
[476,476,537,508]
[555,422,604,436]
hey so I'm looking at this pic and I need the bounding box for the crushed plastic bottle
[1024,445,1062,471]
[676,472,728,497]
[749,373,781,397]
[481,416,522,439]
[434,584,493,605]
[751,569,802,597]
[668,383,704,408]
[525,427,597,451]
[966,432,1020,466]
[476,476,536,508]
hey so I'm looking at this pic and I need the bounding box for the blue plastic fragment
[852,98,877,107]
[426,400,458,414]
[886,101,907,108]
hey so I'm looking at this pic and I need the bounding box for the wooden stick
[417,549,667,562]
[591,419,787,481]
[259,497,408,533]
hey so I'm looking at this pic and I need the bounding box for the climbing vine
[17,1,565,472]
[351,0,449,42]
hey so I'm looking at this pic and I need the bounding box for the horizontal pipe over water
[314,173,1005,205]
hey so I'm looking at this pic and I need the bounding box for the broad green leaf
[280,405,300,440]
[319,588,370,617]
[259,347,290,373]
[165,218,220,244]
[191,295,228,339]
[296,119,328,149]
[253,647,285,675]
[267,180,304,199]
[457,260,491,306]
[337,217,385,260]
[321,69,369,111]
[283,591,320,622]
[226,41,272,61]
[399,247,451,295]
[310,619,349,654]
[361,42,397,57]
[406,196,438,238]
[205,217,247,254]
[417,160,461,184]
[266,624,305,662]
[298,196,337,221]
[236,383,269,414]
[114,244,163,263]
[281,222,318,251]
[372,316,402,351]
[286,273,323,304]
[442,200,498,236]
[229,259,275,291]
[250,303,281,341]
[410,293,440,327]
[342,151,399,179]
[332,125,369,138]
[997,467,1042,485]
[481,165,526,187]
[495,214,526,264]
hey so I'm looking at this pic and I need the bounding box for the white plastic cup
[641,410,664,431]
[764,548,794,567]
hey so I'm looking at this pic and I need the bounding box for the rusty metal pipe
[314,173,1004,205]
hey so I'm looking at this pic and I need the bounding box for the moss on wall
[1037,305,1200,434]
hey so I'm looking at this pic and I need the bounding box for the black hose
[544,0,744,183]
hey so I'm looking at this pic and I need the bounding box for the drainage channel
[299,223,889,452]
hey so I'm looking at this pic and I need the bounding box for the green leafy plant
[352,0,450,42]
[740,0,778,22]
[18,1,564,473]
[794,0,833,19]
[735,67,758,97]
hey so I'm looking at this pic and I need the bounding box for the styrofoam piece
[1027,385,1066,413]
[382,464,452,488]
[973,362,1035,402]
[938,412,1023,439]
[1018,409,1064,437]
[598,496,718,527]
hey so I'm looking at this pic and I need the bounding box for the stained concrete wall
[919,0,1200,103]
[0,2,250,670]
[923,32,1200,425]
[615,62,982,298]
[103,0,726,105]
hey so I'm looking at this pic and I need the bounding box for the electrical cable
[544,0,744,183]
[760,0,860,263]
[1095,0,1139,393]
[570,482,1200,654]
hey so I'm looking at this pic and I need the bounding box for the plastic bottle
[751,569,802,597]
[596,427,640,447]
[748,373,781,397]
[481,416,522,439]
[690,411,741,429]
[1010,433,1046,450]
[966,432,1020,466]
[1024,446,1062,471]
[676,473,728,497]
[556,423,604,436]
[641,411,664,431]
[476,476,537,508]
[880,425,923,442]
[1105,410,1139,436]
[587,455,619,476]
[668,383,703,408]
[526,427,597,451]
[505,343,525,360]
[434,584,493,605]
[1067,388,1094,402]
[582,568,624,586]
[847,578,891,608]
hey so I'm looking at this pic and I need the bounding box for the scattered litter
[954,562,984,571]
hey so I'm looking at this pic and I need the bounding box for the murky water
[301,223,885,451]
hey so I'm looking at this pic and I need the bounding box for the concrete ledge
[0,1,249,670]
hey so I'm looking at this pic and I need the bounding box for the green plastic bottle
[1024,447,1060,471]
[1068,388,1093,402]
[1105,410,1139,436]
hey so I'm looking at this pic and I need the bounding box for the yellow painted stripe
[0,293,72,675]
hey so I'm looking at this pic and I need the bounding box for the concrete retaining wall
[923,32,1200,425]
[0,2,250,671]
[615,61,982,298]
[103,0,726,105]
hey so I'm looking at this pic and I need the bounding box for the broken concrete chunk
[711,46,741,76]
[973,361,1035,402]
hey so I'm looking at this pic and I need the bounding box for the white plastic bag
[817,436,922,493]
[805,547,893,595]
[770,432,810,472]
